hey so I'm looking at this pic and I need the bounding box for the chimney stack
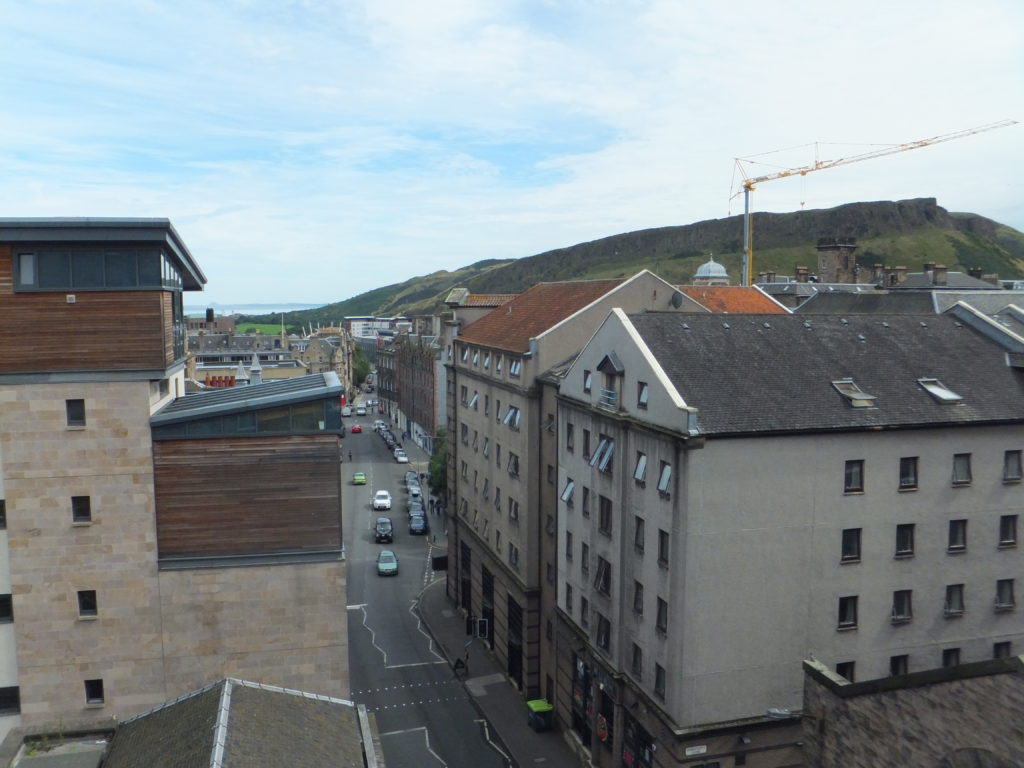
[205,308,215,323]
[796,266,809,283]
[932,265,948,286]
[968,267,984,279]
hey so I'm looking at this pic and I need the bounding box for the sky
[1,0,1021,306]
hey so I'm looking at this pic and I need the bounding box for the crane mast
[734,119,1017,286]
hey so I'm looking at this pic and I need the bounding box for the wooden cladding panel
[0,289,172,372]
[153,435,343,558]
[0,245,13,295]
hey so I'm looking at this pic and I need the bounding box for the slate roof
[794,292,935,314]
[628,312,1024,437]
[459,278,625,352]
[102,679,368,768]
[678,285,787,314]
[932,291,1024,315]
[151,371,342,426]
[889,271,995,290]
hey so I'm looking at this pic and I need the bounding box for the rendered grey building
[555,305,1024,767]
[445,272,705,700]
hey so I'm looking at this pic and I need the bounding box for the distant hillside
[241,198,1024,328]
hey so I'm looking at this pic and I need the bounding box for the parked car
[374,517,394,543]
[341,406,352,417]
[409,485,423,502]
[350,424,363,434]
[352,472,367,485]
[395,451,409,464]
[356,406,367,416]
[404,470,418,487]
[372,490,392,510]
[408,514,429,535]
[407,499,425,517]
[376,549,398,576]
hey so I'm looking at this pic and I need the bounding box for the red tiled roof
[463,293,518,307]
[459,279,626,352]
[678,285,787,314]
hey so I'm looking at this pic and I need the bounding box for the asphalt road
[343,403,512,768]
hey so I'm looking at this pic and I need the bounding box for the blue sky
[1,0,1021,304]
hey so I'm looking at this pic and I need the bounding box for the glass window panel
[290,401,323,431]
[17,253,35,285]
[72,251,105,287]
[138,252,161,285]
[38,251,71,288]
[105,251,137,286]
[257,407,291,432]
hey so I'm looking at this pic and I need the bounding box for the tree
[352,347,370,385]
[428,428,447,498]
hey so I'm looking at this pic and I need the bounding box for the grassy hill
[241,198,1024,329]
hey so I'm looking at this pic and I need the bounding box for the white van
[341,406,352,417]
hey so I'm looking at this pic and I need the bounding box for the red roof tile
[678,285,787,314]
[459,279,626,352]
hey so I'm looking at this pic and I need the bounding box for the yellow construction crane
[733,119,1018,286]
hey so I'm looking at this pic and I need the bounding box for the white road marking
[477,718,512,763]
[378,725,447,766]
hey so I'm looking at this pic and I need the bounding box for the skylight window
[832,379,876,408]
[918,378,963,404]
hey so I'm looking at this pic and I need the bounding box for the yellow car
[353,472,367,485]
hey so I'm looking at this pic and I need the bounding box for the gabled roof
[794,292,935,314]
[151,371,342,426]
[678,285,788,314]
[102,679,369,768]
[458,278,626,352]
[627,312,1024,436]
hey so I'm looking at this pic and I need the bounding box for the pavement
[400,434,582,768]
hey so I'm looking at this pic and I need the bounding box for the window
[654,664,666,699]
[495,400,502,423]
[461,347,469,362]
[547,464,555,484]
[460,461,468,480]
[594,557,611,595]
[838,595,858,628]
[77,590,98,618]
[503,406,521,429]
[508,544,519,569]
[994,641,1012,659]
[0,686,19,715]
[1003,450,1024,482]
[473,431,479,451]
[948,519,967,552]
[581,543,590,576]
[918,377,962,404]
[656,597,668,633]
[547,562,554,584]
[637,381,649,408]
[596,613,610,651]
[566,423,575,451]
[561,479,575,505]
[460,385,468,405]
[482,478,490,499]
[66,399,86,427]
[565,531,573,560]
[71,495,92,523]
[507,453,519,477]
[631,643,643,678]
[472,350,479,366]
[473,470,478,490]
[952,453,972,486]
[844,460,864,493]
[999,515,1018,547]
[899,457,918,490]
[835,661,855,682]
[942,648,961,668]
[832,379,876,407]
[469,392,479,409]
[509,359,521,377]
[995,579,1015,610]
[496,443,501,467]
[598,495,612,536]
[0,499,5,529]
[0,595,12,624]
[633,452,647,482]
[633,581,644,614]
[484,395,490,415]
[494,487,501,510]
[658,529,669,566]
[583,370,592,393]
[508,498,520,522]
[546,514,555,535]
[634,516,645,552]
[565,583,573,612]
[483,438,489,458]
[582,429,591,460]
[580,597,589,628]
[483,352,490,369]
[889,655,909,676]
[841,528,861,563]
[895,524,915,557]
[945,584,965,617]
[657,461,672,494]
[891,589,913,623]
[496,356,502,373]
[581,487,591,518]
[460,424,468,445]
[84,678,104,705]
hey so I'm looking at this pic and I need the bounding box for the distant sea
[185,302,324,317]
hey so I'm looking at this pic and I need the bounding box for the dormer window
[918,378,963,404]
[509,359,522,377]
[472,350,479,366]
[832,379,876,408]
[483,352,490,369]
[461,347,469,363]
